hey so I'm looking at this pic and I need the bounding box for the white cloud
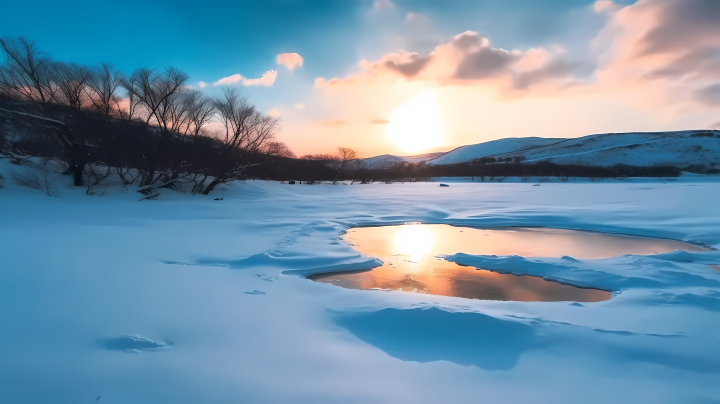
[373,0,394,10]
[406,12,429,23]
[593,0,616,13]
[214,70,277,87]
[293,103,306,110]
[243,70,277,86]
[268,108,283,118]
[276,53,304,71]
[198,81,207,88]
[214,74,244,85]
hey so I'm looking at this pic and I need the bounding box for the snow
[1,158,720,404]
[428,137,565,165]
[362,152,446,168]
[426,130,720,167]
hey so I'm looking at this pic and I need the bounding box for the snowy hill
[425,130,720,168]
[428,137,565,165]
[362,152,446,168]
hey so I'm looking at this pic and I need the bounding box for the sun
[386,92,444,153]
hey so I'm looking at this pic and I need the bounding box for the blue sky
[1,0,631,77]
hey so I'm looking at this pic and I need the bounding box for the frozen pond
[310,224,707,302]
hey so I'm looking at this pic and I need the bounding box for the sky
[2,0,719,157]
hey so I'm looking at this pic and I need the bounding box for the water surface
[310,225,706,302]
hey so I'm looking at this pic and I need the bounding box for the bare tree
[262,141,296,158]
[0,37,97,186]
[300,153,334,160]
[121,67,190,185]
[330,147,357,184]
[182,93,215,142]
[83,162,112,195]
[0,36,58,110]
[85,62,125,120]
[51,62,92,110]
[9,160,55,197]
[193,87,278,195]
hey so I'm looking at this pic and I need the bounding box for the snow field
[1,158,720,403]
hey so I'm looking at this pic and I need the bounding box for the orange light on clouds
[275,1,720,158]
[276,53,304,71]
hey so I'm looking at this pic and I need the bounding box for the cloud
[512,59,586,90]
[276,53,304,71]
[321,119,347,127]
[214,70,277,87]
[293,103,306,109]
[455,46,520,80]
[593,1,616,13]
[214,74,244,85]
[197,81,207,88]
[406,12,429,23]
[314,31,584,92]
[243,70,277,86]
[592,0,720,111]
[373,0,394,10]
[383,52,432,77]
[268,108,283,118]
[639,0,720,56]
[697,84,720,106]
[370,118,390,125]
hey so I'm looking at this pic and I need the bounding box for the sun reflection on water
[395,223,433,262]
[310,224,708,302]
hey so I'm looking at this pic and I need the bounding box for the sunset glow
[387,92,444,153]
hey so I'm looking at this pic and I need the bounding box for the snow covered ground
[421,130,720,167]
[428,137,564,165]
[362,152,446,168]
[2,160,720,404]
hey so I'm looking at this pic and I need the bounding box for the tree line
[0,36,298,195]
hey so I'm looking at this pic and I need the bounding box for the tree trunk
[201,179,222,195]
[65,144,90,186]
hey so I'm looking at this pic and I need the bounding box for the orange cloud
[321,119,347,127]
[276,53,304,71]
[314,31,584,95]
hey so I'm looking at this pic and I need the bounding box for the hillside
[417,130,720,168]
[362,152,446,168]
[490,130,720,168]
[428,137,565,165]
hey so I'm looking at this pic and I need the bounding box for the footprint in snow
[102,335,169,352]
[245,290,266,295]
[254,274,275,282]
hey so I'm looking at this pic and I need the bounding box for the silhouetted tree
[121,67,190,185]
[194,88,278,194]
[262,141,296,158]
[331,147,357,184]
